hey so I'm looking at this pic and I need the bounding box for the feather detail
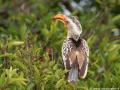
[62,38,89,83]
[68,67,78,83]
[79,58,89,79]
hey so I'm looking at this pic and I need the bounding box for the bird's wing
[62,39,79,82]
[77,39,89,79]
[62,39,77,70]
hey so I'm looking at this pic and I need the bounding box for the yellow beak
[52,14,68,25]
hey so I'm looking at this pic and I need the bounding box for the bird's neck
[67,30,80,41]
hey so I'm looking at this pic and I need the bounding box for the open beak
[52,14,68,25]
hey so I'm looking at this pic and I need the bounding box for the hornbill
[52,14,89,83]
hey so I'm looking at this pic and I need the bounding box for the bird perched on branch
[52,14,89,83]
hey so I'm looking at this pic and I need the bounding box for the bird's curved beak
[52,14,68,25]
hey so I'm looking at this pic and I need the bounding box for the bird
[52,14,89,83]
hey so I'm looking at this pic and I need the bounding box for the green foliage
[0,0,120,90]
[0,67,27,90]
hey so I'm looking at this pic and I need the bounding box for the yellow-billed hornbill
[53,14,89,83]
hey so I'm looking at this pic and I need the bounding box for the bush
[0,0,120,90]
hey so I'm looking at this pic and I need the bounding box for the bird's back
[62,38,89,82]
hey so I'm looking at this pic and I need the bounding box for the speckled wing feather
[77,39,89,79]
[62,38,78,82]
[62,38,89,81]
[62,39,77,70]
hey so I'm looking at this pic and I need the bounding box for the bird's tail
[68,67,78,83]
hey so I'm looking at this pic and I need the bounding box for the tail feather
[68,68,78,83]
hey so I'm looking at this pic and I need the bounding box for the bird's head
[53,14,82,40]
